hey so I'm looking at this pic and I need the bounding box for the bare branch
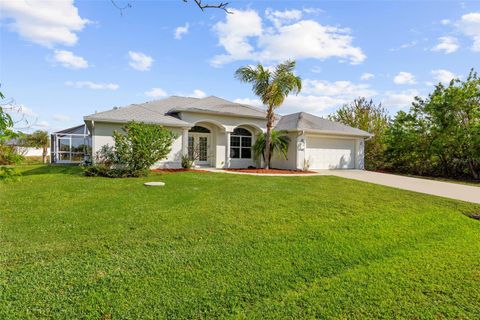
[110,0,231,14]
[183,0,232,13]
[110,0,132,15]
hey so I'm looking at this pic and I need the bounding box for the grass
[1,165,480,319]
[20,156,49,165]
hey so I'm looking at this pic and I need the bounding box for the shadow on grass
[20,165,83,176]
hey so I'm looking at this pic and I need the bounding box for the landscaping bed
[225,168,316,174]
[151,168,206,173]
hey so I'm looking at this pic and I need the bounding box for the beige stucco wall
[91,119,366,170]
[179,112,266,132]
[181,113,265,168]
[270,132,299,170]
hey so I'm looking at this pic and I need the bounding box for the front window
[230,128,252,159]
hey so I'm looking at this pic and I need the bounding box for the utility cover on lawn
[144,182,165,187]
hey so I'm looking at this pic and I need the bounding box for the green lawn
[1,166,480,319]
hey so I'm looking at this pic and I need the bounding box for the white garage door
[306,137,355,169]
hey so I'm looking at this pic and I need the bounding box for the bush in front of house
[181,154,194,169]
[83,121,176,178]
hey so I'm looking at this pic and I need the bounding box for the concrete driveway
[322,170,480,204]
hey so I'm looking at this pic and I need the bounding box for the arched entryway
[188,125,211,166]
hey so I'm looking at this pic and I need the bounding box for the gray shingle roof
[275,112,372,137]
[84,96,197,127]
[169,96,267,119]
[84,96,371,137]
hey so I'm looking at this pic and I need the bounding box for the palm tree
[235,60,301,169]
[253,129,291,167]
[26,130,49,163]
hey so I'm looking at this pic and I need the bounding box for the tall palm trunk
[42,145,47,164]
[264,105,274,169]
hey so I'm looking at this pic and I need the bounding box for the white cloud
[302,8,323,15]
[212,8,365,66]
[0,0,89,47]
[128,51,153,71]
[145,87,168,98]
[174,23,189,39]
[52,50,88,69]
[393,72,416,85]
[441,19,451,25]
[382,90,419,109]
[265,8,302,28]
[2,104,56,131]
[301,79,376,97]
[390,41,417,51]
[458,12,480,51]
[432,36,459,54]
[52,114,71,122]
[188,89,207,98]
[33,120,51,128]
[65,81,119,90]
[234,98,263,107]
[281,79,377,115]
[431,69,459,84]
[211,9,263,66]
[360,73,374,81]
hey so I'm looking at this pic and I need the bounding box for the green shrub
[84,122,176,178]
[0,166,20,181]
[181,154,194,169]
[0,144,23,165]
[83,164,147,178]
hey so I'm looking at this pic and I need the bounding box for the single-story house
[79,95,371,170]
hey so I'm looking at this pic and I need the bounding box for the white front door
[188,134,210,166]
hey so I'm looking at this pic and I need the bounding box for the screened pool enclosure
[51,124,91,164]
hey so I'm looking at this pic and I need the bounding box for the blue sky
[1,0,479,132]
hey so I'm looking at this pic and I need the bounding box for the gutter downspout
[297,130,305,170]
[91,120,95,164]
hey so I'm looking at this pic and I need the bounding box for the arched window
[230,127,252,159]
[189,126,210,133]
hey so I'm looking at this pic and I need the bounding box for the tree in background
[385,69,480,179]
[383,108,433,176]
[24,130,50,164]
[0,90,15,142]
[329,98,390,170]
[253,130,291,167]
[235,60,302,169]
[0,89,22,180]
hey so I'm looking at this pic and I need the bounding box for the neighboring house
[81,96,371,170]
[51,124,91,164]
[4,138,50,158]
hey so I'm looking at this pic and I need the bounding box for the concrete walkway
[202,168,479,204]
[322,170,480,204]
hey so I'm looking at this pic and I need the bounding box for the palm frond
[253,129,291,164]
